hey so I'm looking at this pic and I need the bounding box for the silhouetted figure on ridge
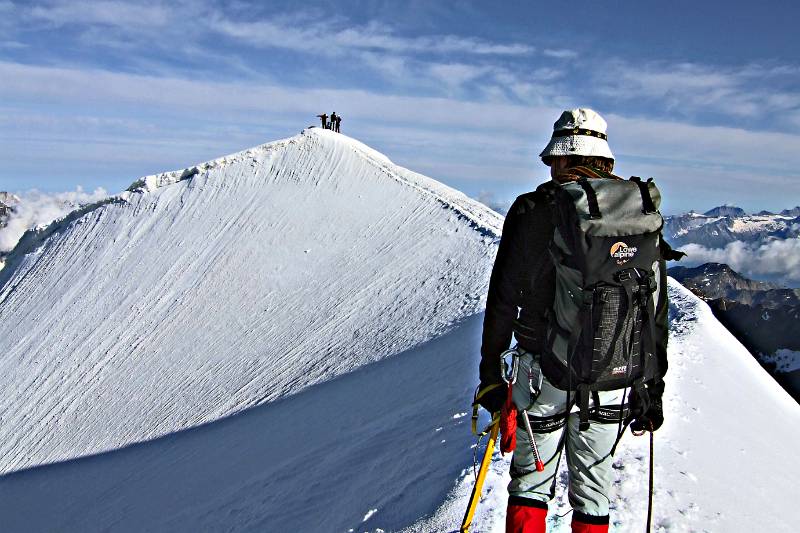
[317,113,328,129]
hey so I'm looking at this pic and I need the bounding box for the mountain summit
[0,128,502,474]
[702,205,746,217]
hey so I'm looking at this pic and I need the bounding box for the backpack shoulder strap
[525,183,556,286]
[629,176,658,214]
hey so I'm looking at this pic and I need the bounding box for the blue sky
[1,0,799,214]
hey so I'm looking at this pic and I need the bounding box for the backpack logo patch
[610,241,638,264]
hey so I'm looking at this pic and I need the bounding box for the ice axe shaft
[460,421,499,532]
[521,409,545,472]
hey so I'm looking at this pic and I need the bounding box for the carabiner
[500,347,520,385]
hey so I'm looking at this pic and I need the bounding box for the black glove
[631,396,663,432]
[630,380,664,432]
[476,382,507,414]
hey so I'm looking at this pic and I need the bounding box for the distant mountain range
[668,262,800,307]
[0,193,20,269]
[669,262,800,402]
[664,204,800,249]
[0,192,18,227]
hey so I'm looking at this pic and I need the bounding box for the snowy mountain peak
[0,192,21,206]
[0,129,502,475]
[703,204,746,217]
[126,129,390,194]
[115,128,498,236]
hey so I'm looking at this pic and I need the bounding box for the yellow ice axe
[460,420,500,533]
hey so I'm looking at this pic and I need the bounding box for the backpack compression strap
[577,178,602,219]
[630,176,657,214]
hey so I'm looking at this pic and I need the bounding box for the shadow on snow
[0,314,486,533]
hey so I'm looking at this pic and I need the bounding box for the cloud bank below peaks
[0,187,109,253]
[679,237,800,286]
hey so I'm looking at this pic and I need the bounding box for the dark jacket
[479,179,670,390]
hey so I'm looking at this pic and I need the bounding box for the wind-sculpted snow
[0,128,502,474]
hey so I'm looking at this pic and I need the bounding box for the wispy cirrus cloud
[595,60,800,129]
[22,1,532,59]
[3,1,800,215]
[207,15,534,57]
[542,48,578,59]
[2,59,799,212]
[9,2,541,96]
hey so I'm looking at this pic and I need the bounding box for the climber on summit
[474,108,682,533]
[317,113,328,129]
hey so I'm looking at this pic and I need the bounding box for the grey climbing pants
[508,349,626,517]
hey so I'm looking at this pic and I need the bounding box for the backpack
[539,170,664,430]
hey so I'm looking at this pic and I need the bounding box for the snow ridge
[0,129,501,475]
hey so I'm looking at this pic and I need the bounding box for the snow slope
[406,280,800,533]
[0,128,502,474]
[2,281,798,532]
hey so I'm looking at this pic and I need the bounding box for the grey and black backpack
[540,169,665,430]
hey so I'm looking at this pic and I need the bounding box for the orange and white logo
[610,241,638,264]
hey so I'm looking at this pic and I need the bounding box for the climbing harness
[505,349,545,472]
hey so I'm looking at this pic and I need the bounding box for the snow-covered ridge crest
[125,128,501,237]
[125,135,304,193]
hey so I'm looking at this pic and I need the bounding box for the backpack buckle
[614,269,637,283]
[646,274,658,293]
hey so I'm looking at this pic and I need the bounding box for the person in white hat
[476,108,669,533]
[539,108,615,181]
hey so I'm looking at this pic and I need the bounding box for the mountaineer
[475,108,683,533]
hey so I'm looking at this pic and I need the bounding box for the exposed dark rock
[669,262,800,402]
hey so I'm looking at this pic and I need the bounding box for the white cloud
[475,190,511,215]
[207,13,533,57]
[357,52,410,80]
[0,187,109,252]
[427,63,491,90]
[610,113,800,175]
[0,40,25,49]
[595,60,800,125]
[1,60,799,213]
[542,48,578,59]
[680,238,800,285]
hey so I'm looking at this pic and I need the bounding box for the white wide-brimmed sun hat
[539,108,614,162]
